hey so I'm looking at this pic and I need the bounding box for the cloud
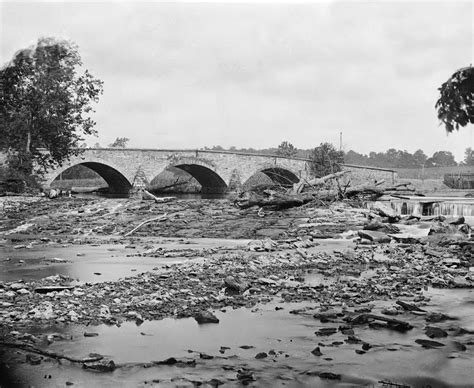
[1,1,473,161]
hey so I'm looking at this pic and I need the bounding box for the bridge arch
[259,167,300,187]
[45,159,132,194]
[164,158,228,193]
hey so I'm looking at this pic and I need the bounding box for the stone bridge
[43,149,313,194]
[42,148,397,194]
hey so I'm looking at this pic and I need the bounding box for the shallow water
[0,238,252,283]
[3,289,474,387]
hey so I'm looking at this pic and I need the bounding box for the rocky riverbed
[0,195,473,387]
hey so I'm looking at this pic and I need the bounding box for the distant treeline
[202,145,472,169]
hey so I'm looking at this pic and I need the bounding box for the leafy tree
[463,147,474,165]
[276,141,297,157]
[425,151,457,167]
[108,137,129,148]
[436,66,474,132]
[309,143,344,177]
[413,149,428,167]
[0,37,103,178]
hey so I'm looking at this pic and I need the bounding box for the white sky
[1,1,473,162]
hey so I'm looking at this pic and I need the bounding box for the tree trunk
[26,130,31,153]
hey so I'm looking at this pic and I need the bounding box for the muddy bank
[1,196,474,387]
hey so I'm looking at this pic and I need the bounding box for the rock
[82,360,116,372]
[425,312,451,323]
[429,223,458,235]
[425,326,448,338]
[26,354,42,365]
[311,347,322,356]
[396,300,425,312]
[224,276,249,293]
[194,310,219,324]
[49,257,67,263]
[358,230,391,243]
[318,372,341,380]
[381,307,399,316]
[35,286,75,294]
[446,216,465,225]
[315,327,338,336]
[29,302,56,320]
[451,341,467,351]
[364,220,400,234]
[239,345,254,349]
[84,332,99,337]
[451,276,473,288]
[255,352,267,359]
[236,369,255,384]
[371,202,398,219]
[9,283,24,291]
[199,353,214,360]
[415,339,445,348]
[98,305,112,319]
[423,248,443,258]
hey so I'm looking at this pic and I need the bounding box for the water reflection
[5,292,474,387]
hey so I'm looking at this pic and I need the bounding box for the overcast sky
[1,1,473,161]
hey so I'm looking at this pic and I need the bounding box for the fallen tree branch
[123,213,168,237]
[0,341,103,363]
[142,190,175,203]
[293,171,349,194]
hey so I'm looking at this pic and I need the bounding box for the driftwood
[349,313,413,332]
[123,213,168,237]
[235,171,416,210]
[293,171,349,194]
[0,341,103,363]
[234,190,316,210]
[142,190,175,203]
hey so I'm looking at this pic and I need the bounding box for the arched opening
[173,164,227,193]
[149,166,201,194]
[261,167,300,187]
[51,162,132,194]
[242,168,300,190]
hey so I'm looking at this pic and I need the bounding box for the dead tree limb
[123,213,169,237]
[0,341,103,363]
[293,171,349,194]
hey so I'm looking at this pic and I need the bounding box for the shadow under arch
[173,164,227,193]
[51,162,132,194]
[260,167,300,187]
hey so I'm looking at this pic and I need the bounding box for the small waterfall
[389,198,474,218]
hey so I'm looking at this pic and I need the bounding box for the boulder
[364,220,400,234]
[371,202,398,219]
[358,230,391,243]
[425,326,448,338]
[194,310,219,324]
[224,276,249,293]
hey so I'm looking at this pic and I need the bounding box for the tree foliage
[425,151,457,167]
[344,148,458,168]
[0,37,103,176]
[463,147,474,166]
[436,66,474,132]
[309,143,344,177]
[108,137,130,148]
[276,141,297,157]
